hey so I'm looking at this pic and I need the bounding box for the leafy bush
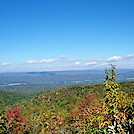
[0,105,30,134]
[101,65,134,133]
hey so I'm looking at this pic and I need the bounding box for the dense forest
[0,66,134,134]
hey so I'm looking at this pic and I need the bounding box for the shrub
[101,65,134,133]
[0,105,30,134]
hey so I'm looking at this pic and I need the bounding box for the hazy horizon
[0,67,134,73]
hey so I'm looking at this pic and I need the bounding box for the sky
[0,0,134,72]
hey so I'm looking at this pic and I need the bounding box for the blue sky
[0,0,134,72]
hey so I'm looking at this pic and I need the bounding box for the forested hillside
[0,66,134,133]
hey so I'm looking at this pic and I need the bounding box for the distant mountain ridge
[0,69,134,91]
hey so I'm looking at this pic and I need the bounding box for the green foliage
[0,65,134,133]
[0,111,7,133]
[62,65,134,133]
[101,65,134,133]
[0,106,30,134]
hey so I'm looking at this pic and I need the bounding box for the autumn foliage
[0,105,30,133]
[0,65,134,133]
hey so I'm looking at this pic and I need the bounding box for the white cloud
[85,61,98,66]
[74,61,81,66]
[26,60,38,64]
[97,62,109,66]
[107,56,122,62]
[126,54,134,59]
[26,58,57,64]
[40,58,57,63]
[61,55,67,59]
[0,62,10,67]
